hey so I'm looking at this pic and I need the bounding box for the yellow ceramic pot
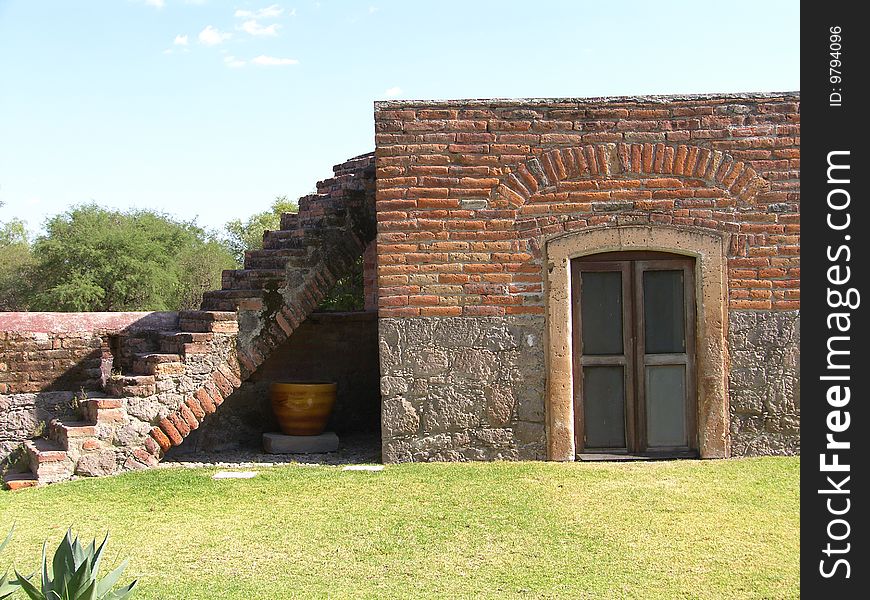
[270,382,337,436]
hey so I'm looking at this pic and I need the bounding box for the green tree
[317,256,364,311]
[224,195,298,265]
[0,203,34,311]
[27,204,236,311]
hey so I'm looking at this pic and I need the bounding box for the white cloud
[224,56,246,68]
[251,55,299,66]
[198,25,231,46]
[259,4,284,17]
[235,4,284,19]
[173,34,189,46]
[145,0,165,8]
[240,20,281,36]
[384,86,403,97]
[369,6,379,13]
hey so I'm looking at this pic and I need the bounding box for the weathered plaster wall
[374,94,800,461]
[172,311,381,454]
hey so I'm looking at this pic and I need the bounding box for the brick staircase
[3,152,375,489]
[5,399,123,490]
[3,311,239,489]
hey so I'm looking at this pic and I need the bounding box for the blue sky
[0,0,799,236]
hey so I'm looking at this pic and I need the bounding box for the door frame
[543,225,730,461]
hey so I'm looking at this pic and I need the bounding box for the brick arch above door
[543,224,729,461]
[493,143,769,208]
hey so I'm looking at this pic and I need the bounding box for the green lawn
[1,457,798,599]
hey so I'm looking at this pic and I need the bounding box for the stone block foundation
[379,316,546,461]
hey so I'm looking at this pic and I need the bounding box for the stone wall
[728,310,800,455]
[374,93,800,461]
[0,392,77,463]
[379,316,545,462]
[172,311,381,454]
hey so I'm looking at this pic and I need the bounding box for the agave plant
[1,526,20,599]
[15,529,137,600]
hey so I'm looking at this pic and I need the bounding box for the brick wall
[374,94,799,315]
[362,241,378,311]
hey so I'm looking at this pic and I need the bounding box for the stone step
[244,248,308,270]
[299,215,346,232]
[48,419,97,448]
[297,194,325,213]
[81,398,125,423]
[3,472,39,491]
[262,229,306,250]
[200,289,265,312]
[198,298,237,312]
[279,212,300,230]
[104,374,157,398]
[178,310,238,321]
[221,269,286,290]
[157,331,215,354]
[24,439,74,484]
[113,334,161,359]
[178,311,238,334]
[48,419,105,462]
[132,353,185,377]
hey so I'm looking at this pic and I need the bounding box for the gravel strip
[159,433,381,469]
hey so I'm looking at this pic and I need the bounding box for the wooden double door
[571,252,697,457]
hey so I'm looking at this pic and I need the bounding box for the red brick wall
[373,94,799,316]
[362,241,378,312]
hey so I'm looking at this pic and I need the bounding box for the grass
[1,457,798,599]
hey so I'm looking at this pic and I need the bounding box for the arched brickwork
[494,143,768,208]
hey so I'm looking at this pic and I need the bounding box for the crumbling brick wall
[0,312,180,395]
